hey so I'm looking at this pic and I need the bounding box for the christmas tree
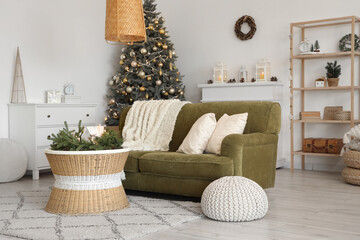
[105,0,186,126]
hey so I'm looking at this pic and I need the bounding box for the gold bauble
[148,25,154,31]
[119,60,124,65]
[159,69,163,76]
[180,91,184,95]
[152,59,157,63]
[159,29,165,34]
[169,51,172,58]
[169,88,175,94]
[108,98,116,105]
[139,86,146,92]
[129,98,133,102]
[123,78,128,84]
[162,44,168,50]
[152,46,158,51]
[164,92,169,96]
[158,62,163,67]
[121,91,126,95]
[156,80,162,86]
[131,61,138,68]
[145,93,149,99]
[125,66,130,71]
[116,90,120,93]
[140,48,147,55]
[138,70,146,78]
[113,112,119,119]
[147,76,152,81]
[160,17,165,23]
[176,72,180,75]
[157,42,162,47]
[176,78,179,82]
[154,19,159,25]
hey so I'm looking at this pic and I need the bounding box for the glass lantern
[299,38,311,53]
[239,65,248,82]
[256,59,271,82]
[213,62,228,83]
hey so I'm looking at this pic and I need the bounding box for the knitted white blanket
[122,100,189,151]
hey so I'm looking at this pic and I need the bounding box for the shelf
[197,82,283,88]
[293,151,340,157]
[292,51,360,59]
[293,86,360,91]
[293,119,360,124]
[291,16,360,29]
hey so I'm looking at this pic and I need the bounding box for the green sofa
[119,101,281,197]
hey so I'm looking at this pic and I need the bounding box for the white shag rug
[0,190,203,240]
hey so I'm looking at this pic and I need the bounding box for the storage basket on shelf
[45,149,130,215]
[334,111,351,121]
[342,150,360,186]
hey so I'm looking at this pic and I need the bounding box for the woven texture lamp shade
[105,0,146,44]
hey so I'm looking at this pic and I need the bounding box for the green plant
[325,60,341,78]
[48,121,123,151]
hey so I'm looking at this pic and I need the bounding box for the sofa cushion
[138,152,234,180]
[124,151,152,172]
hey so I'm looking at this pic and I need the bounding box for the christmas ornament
[121,91,126,95]
[114,75,120,83]
[176,72,180,75]
[123,78,128,84]
[130,51,136,57]
[109,80,114,86]
[154,19,159,25]
[159,69,163,76]
[162,44,168,50]
[140,48,148,55]
[138,70,146,78]
[179,91,184,95]
[160,17,165,23]
[152,46,158,51]
[126,86,132,93]
[169,63,173,70]
[157,42,162,47]
[131,61,138,68]
[116,90,120,93]
[122,47,126,52]
[169,51,173,58]
[169,88,175,94]
[125,66,130,71]
[156,80,162,86]
[161,90,166,94]
[165,33,169,37]
[159,29,165,34]
[139,86,146,92]
[129,98,133,102]
[147,76,152,81]
[172,51,176,56]
[176,78,179,82]
[120,54,126,60]
[109,98,115,105]
[145,93,149,99]
[158,62,163,67]
[119,60,124,65]
[113,112,119,119]
[148,25,154,31]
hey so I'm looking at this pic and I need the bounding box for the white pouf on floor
[201,176,268,222]
[0,138,28,182]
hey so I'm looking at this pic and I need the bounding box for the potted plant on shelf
[44,121,130,215]
[325,60,341,87]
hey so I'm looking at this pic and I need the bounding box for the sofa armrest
[221,133,278,188]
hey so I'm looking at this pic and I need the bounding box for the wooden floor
[1,169,360,239]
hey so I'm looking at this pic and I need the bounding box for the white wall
[1,0,359,171]
[155,0,360,171]
[0,0,121,138]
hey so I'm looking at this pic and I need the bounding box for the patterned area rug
[0,190,203,240]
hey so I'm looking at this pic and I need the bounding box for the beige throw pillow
[205,113,248,155]
[177,113,217,154]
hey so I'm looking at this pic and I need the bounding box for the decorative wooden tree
[11,47,27,103]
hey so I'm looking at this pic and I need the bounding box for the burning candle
[217,75,222,82]
[96,124,105,137]
[260,72,265,79]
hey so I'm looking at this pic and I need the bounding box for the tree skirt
[0,190,203,240]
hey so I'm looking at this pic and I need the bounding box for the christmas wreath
[339,34,360,52]
[234,15,256,40]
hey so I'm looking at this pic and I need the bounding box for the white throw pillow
[177,113,217,154]
[205,113,248,155]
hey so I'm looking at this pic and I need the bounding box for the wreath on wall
[339,34,360,52]
[234,15,257,40]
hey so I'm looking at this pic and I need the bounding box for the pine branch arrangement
[325,60,341,78]
[48,121,123,151]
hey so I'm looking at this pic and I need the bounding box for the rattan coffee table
[44,148,130,214]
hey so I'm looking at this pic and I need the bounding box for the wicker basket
[343,150,360,169]
[45,149,130,215]
[342,167,360,186]
[334,111,351,121]
[327,78,339,87]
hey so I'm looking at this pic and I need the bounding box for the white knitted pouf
[201,176,268,222]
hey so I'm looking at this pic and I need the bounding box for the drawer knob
[47,115,51,118]
[86,114,90,117]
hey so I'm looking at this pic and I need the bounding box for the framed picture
[323,106,343,120]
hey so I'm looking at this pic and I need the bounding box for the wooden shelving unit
[290,16,360,172]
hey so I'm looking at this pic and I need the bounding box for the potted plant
[44,121,130,215]
[325,60,341,87]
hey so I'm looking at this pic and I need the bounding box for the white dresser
[198,82,285,168]
[8,103,97,179]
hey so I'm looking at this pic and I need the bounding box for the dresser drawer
[37,148,50,168]
[36,106,96,126]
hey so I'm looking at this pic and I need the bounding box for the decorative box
[302,138,343,154]
[46,90,61,104]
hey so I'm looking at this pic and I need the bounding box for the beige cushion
[177,113,217,154]
[206,113,248,155]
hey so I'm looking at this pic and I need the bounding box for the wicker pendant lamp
[105,0,146,45]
